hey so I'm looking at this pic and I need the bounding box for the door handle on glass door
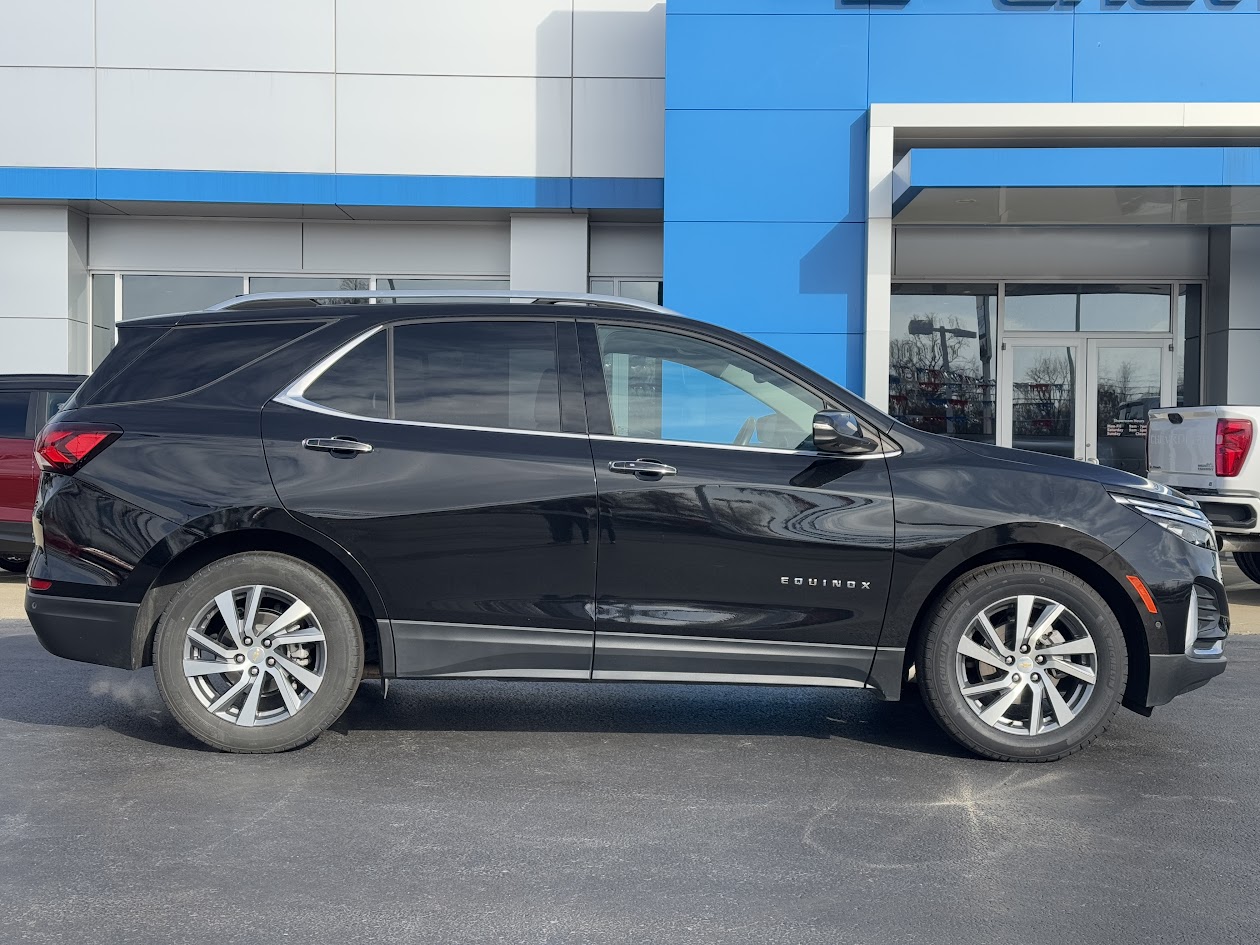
[302,437,373,454]
[608,459,677,478]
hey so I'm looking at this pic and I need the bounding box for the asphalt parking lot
[1,568,1258,945]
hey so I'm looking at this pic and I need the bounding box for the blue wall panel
[665,220,866,338]
[666,14,869,110]
[1073,13,1260,102]
[666,110,868,223]
[868,14,1074,104]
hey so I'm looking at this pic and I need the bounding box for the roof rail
[205,289,679,316]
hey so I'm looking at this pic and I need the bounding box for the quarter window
[392,322,561,433]
[595,326,824,450]
[303,330,388,419]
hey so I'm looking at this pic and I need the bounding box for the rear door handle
[608,459,676,478]
[302,437,373,454]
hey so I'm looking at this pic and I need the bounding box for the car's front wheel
[152,552,364,753]
[919,561,1127,762]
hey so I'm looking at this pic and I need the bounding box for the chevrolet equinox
[25,291,1228,760]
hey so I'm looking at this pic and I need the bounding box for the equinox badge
[782,576,872,590]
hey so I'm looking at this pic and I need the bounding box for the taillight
[34,422,121,474]
[28,578,51,591]
[1216,418,1253,478]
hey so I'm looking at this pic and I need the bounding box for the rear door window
[0,392,31,438]
[392,321,560,433]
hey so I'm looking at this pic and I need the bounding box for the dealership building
[3,0,1260,471]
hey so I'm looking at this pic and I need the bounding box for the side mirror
[812,411,880,455]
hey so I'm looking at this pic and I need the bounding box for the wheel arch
[891,533,1152,714]
[130,523,389,673]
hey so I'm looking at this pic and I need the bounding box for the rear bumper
[1179,494,1260,550]
[25,591,140,670]
[1146,652,1227,707]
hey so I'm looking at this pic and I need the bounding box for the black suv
[25,292,1227,760]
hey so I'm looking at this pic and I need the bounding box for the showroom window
[889,284,997,443]
[590,278,663,305]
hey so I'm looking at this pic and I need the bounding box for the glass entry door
[1086,338,1172,475]
[1003,339,1084,460]
[1001,337,1172,472]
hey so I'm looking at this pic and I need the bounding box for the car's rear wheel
[918,561,1127,762]
[1234,551,1260,585]
[152,552,364,753]
[0,556,29,573]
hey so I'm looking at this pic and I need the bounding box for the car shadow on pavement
[0,626,971,758]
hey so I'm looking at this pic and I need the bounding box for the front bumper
[26,590,141,670]
[1146,652,1227,707]
[0,520,33,558]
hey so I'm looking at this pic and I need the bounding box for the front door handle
[608,458,676,479]
[303,437,373,454]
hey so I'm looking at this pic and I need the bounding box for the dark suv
[0,374,86,572]
[25,292,1227,760]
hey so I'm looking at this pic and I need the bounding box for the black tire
[1234,552,1260,585]
[0,556,29,574]
[918,561,1127,762]
[153,552,364,753]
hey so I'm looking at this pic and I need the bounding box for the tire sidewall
[153,552,363,752]
[922,563,1127,761]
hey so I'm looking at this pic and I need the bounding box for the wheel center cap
[247,646,265,664]
[1016,656,1034,673]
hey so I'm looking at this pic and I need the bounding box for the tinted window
[86,322,320,405]
[303,330,388,419]
[0,392,29,438]
[392,322,560,432]
[596,326,824,450]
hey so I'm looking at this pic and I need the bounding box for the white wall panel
[0,207,75,319]
[97,0,335,73]
[337,75,571,177]
[98,70,335,173]
[572,79,664,178]
[0,319,72,373]
[894,226,1209,280]
[589,225,662,276]
[510,214,588,292]
[0,68,94,167]
[302,222,510,274]
[574,1,665,78]
[0,0,94,67]
[67,212,88,322]
[89,218,304,272]
[337,0,570,77]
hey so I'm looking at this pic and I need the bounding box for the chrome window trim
[589,433,901,461]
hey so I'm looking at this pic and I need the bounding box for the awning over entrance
[893,147,1260,225]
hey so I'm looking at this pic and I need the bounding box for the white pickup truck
[1147,406,1260,582]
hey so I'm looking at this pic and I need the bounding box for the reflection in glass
[91,273,116,367]
[121,275,243,319]
[1005,284,1171,332]
[1011,346,1076,458]
[889,284,996,443]
[1178,284,1202,407]
[248,276,369,304]
[1095,346,1162,476]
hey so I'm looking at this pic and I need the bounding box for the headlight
[1110,493,1216,550]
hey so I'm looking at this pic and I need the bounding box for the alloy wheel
[181,585,327,727]
[954,594,1098,737]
